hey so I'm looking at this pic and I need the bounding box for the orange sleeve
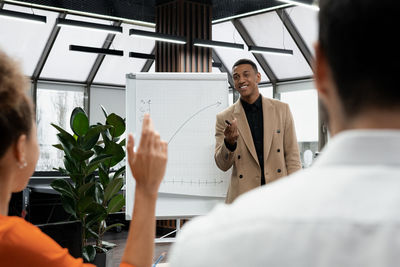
[0,216,95,267]
[120,263,136,267]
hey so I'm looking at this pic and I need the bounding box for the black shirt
[241,95,265,185]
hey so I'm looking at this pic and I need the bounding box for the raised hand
[126,114,168,197]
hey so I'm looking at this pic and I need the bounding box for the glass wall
[278,81,318,168]
[35,83,84,171]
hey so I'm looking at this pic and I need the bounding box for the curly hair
[0,50,34,158]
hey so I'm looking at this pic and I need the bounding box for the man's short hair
[232,59,258,73]
[319,0,399,116]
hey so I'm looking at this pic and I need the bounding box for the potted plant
[50,106,126,266]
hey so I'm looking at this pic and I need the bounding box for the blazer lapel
[262,97,274,164]
[233,100,259,166]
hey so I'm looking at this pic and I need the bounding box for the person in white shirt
[168,0,400,266]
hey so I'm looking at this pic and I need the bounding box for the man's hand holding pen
[224,118,239,146]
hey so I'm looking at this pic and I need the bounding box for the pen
[152,252,167,267]
[225,119,232,126]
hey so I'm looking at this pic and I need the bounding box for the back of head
[0,50,34,158]
[319,0,399,117]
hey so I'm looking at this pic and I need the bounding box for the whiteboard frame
[125,72,229,220]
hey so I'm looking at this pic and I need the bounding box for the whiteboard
[125,73,231,219]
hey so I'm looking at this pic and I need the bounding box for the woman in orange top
[0,50,168,267]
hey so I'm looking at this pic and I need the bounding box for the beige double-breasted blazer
[215,96,301,203]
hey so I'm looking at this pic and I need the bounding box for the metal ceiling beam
[212,50,234,88]
[231,19,278,86]
[140,46,155,72]
[86,21,122,86]
[276,9,314,72]
[32,12,66,81]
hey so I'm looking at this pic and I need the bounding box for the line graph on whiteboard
[135,89,231,197]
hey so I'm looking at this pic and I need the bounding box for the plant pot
[93,249,114,267]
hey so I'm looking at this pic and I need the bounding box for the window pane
[0,4,58,76]
[93,24,155,85]
[280,89,318,168]
[259,86,273,99]
[40,14,110,82]
[36,84,84,171]
[240,12,313,80]
[212,21,270,83]
[90,86,125,124]
[287,6,319,57]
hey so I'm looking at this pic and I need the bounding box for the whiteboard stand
[155,218,181,243]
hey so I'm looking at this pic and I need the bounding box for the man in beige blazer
[215,59,301,203]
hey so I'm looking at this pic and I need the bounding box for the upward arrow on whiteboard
[168,101,222,144]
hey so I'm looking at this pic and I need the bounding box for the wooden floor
[103,230,172,267]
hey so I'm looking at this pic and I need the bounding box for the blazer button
[238,155,241,159]
[239,174,243,178]
[277,129,281,133]
[277,169,281,173]
[277,149,281,152]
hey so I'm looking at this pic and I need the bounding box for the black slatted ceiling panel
[15,0,285,23]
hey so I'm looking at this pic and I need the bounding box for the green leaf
[86,154,113,174]
[94,182,104,204]
[98,167,109,187]
[93,145,103,155]
[84,173,96,184]
[86,203,107,227]
[63,156,78,174]
[77,195,94,213]
[70,173,85,184]
[70,107,89,137]
[51,179,76,199]
[107,194,125,214]
[56,132,76,155]
[86,227,99,239]
[104,178,123,203]
[53,167,68,176]
[52,144,64,151]
[100,130,111,147]
[113,166,126,180]
[82,125,111,150]
[60,195,77,218]
[70,147,94,162]
[106,113,125,138]
[100,105,109,119]
[103,142,125,168]
[77,182,95,197]
[51,123,74,142]
[83,245,96,263]
[118,138,126,147]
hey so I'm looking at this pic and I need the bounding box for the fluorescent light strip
[129,52,155,60]
[193,39,244,50]
[57,18,122,34]
[212,4,291,24]
[129,29,186,44]
[69,45,123,56]
[0,9,46,23]
[277,0,319,11]
[249,45,293,56]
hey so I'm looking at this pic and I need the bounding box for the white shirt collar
[313,129,400,167]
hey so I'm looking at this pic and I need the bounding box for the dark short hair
[232,59,258,73]
[0,50,34,158]
[319,0,399,116]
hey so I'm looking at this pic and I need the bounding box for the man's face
[232,64,261,102]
